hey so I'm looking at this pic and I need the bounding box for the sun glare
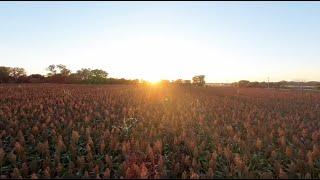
[148,78,161,85]
[143,72,163,84]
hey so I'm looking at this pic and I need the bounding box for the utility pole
[267,77,270,89]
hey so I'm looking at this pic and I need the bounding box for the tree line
[0,65,139,84]
[232,80,320,89]
[2,65,319,89]
[0,65,207,86]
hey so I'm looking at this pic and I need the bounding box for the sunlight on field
[1,84,320,178]
[1,2,320,179]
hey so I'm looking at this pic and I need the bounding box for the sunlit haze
[1,2,320,83]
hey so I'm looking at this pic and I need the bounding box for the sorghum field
[0,84,320,179]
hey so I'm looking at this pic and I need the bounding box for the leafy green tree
[89,69,108,84]
[76,68,92,81]
[91,69,108,78]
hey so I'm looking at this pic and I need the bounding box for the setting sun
[143,72,162,84]
[149,79,161,85]
[1,2,320,179]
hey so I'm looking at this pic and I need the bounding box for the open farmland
[0,84,320,179]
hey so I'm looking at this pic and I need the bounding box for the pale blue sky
[1,2,320,82]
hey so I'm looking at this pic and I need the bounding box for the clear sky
[1,2,320,83]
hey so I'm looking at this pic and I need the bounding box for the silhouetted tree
[67,73,81,83]
[57,64,71,76]
[259,82,267,88]
[192,75,205,86]
[105,78,139,85]
[46,64,57,76]
[0,66,11,83]
[28,74,45,83]
[46,64,71,83]
[183,80,191,85]
[277,80,287,88]
[248,81,259,88]
[238,80,250,87]
[174,79,183,84]
[9,67,26,81]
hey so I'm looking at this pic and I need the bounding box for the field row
[0,84,319,178]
